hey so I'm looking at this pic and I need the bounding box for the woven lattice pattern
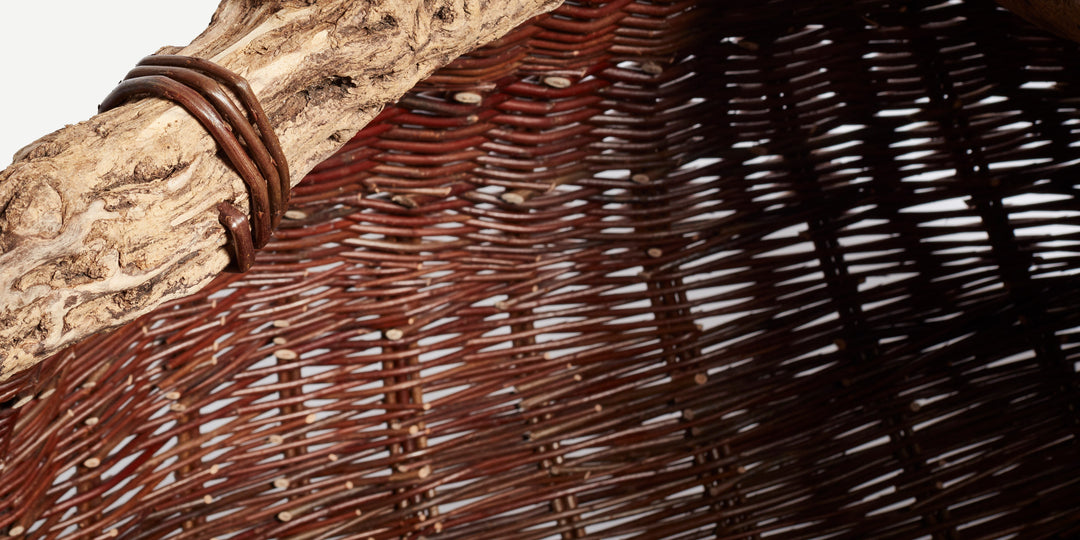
[2,1,1079,538]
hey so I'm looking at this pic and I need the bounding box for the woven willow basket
[2,0,1079,538]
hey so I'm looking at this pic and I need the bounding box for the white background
[0,0,221,164]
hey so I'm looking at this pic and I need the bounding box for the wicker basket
[1,0,1078,538]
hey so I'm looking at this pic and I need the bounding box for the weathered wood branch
[997,0,1080,42]
[0,0,563,380]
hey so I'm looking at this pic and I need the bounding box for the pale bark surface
[0,0,562,380]
[998,0,1080,42]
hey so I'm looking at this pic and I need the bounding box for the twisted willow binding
[2,0,1079,538]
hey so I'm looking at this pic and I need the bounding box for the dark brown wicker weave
[2,0,1079,538]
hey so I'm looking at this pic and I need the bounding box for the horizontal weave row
[0,1,1078,538]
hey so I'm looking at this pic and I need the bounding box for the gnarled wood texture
[0,0,563,381]
[997,0,1080,42]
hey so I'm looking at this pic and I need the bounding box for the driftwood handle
[101,56,292,270]
[997,0,1080,42]
[0,0,563,381]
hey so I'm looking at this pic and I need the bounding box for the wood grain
[998,0,1080,42]
[0,0,563,380]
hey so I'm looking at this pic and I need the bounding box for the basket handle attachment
[99,55,290,272]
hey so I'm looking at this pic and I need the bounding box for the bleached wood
[0,0,563,380]
[997,0,1080,42]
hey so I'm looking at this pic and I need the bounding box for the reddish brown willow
[99,55,290,272]
[1,1,1079,539]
